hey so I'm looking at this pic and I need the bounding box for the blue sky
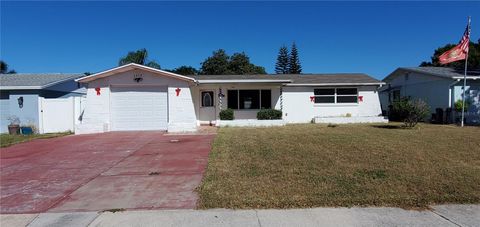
[1,1,479,79]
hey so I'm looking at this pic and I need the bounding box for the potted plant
[7,116,20,135]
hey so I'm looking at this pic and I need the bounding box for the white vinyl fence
[38,96,86,133]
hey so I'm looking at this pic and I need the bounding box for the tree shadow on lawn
[370,125,404,129]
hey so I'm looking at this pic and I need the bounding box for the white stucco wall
[282,86,382,123]
[0,99,10,133]
[76,69,197,134]
[167,86,197,132]
[5,92,40,131]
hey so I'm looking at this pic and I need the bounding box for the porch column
[280,86,283,111]
[448,87,452,108]
[218,87,224,110]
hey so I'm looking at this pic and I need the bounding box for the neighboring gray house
[380,67,480,124]
[0,73,86,133]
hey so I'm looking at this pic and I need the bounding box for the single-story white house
[380,67,480,124]
[75,63,386,134]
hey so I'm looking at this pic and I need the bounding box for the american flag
[458,20,471,53]
[439,18,471,65]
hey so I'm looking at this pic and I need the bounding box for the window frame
[227,89,272,110]
[392,90,401,101]
[200,91,215,107]
[260,89,272,109]
[313,87,359,105]
[313,88,335,104]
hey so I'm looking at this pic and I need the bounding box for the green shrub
[454,99,470,112]
[391,97,430,128]
[257,109,282,120]
[390,98,409,121]
[219,108,234,120]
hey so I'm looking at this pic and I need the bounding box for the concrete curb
[1,205,478,227]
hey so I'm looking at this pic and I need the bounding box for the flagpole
[461,16,471,127]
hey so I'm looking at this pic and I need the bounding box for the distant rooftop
[0,73,84,89]
[385,67,480,81]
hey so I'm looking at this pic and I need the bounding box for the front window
[314,89,335,103]
[313,88,358,104]
[227,90,271,109]
[392,90,401,101]
[201,91,214,107]
[239,90,260,109]
[260,90,271,109]
[336,88,358,103]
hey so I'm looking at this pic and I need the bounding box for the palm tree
[0,61,16,74]
[118,48,161,69]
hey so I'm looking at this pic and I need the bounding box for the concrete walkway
[1,205,478,227]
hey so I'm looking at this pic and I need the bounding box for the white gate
[39,96,85,133]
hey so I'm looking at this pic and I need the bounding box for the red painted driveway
[0,132,215,214]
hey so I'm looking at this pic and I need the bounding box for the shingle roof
[192,74,291,80]
[76,63,195,83]
[384,67,480,81]
[192,73,383,85]
[74,63,382,85]
[0,73,84,89]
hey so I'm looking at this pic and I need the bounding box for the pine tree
[288,42,302,74]
[275,45,289,74]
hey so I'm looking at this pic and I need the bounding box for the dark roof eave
[196,79,292,84]
[285,82,385,86]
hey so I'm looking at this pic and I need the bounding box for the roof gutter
[285,82,385,86]
[196,79,292,84]
[452,76,480,80]
[0,86,43,90]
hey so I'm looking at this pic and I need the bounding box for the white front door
[110,86,168,131]
[199,90,216,124]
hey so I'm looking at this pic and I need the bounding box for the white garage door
[110,86,168,131]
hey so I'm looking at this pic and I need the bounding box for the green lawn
[0,132,71,148]
[197,123,480,209]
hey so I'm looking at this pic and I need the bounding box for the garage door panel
[111,86,168,131]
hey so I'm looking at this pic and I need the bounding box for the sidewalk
[1,205,478,227]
